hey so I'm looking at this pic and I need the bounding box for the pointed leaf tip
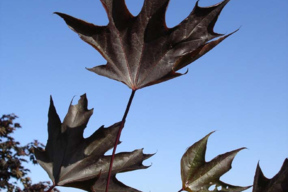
[140,148,155,161]
[207,130,216,136]
[54,12,70,19]
[48,95,60,122]
[253,158,288,192]
[226,28,240,37]
[70,94,93,113]
[49,95,54,105]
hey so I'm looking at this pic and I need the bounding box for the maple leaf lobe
[55,0,237,90]
[253,158,288,192]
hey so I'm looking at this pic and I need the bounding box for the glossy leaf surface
[180,132,250,192]
[253,158,288,192]
[56,0,236,90]
[35,94,153,192]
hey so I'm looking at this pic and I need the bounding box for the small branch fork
[105,90,136,192]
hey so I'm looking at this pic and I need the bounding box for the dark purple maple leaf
[35,94,153,192]
[55,0,237,90]
[253,159,288,192]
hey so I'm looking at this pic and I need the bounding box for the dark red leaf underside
[55,0,236,89]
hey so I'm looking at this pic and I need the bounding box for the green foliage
[180,132,250,192]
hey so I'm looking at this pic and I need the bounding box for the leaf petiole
[105,90,136,192]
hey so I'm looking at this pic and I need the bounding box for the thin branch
[105,90,136,192]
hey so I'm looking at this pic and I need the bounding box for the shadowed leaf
[35,94,153,191]
[180,132,250,192]
[55,0,237,90]
[252,158,288,192]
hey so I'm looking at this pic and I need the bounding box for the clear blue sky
[0,0,287,191]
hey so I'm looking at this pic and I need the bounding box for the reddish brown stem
[105,90,136,192]
[46,185,55,192]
